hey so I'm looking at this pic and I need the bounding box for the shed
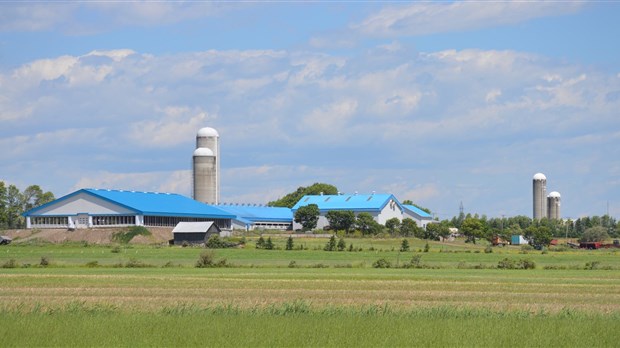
[172,221,221,245]
[511,235,528,245]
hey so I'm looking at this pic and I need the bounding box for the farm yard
[1,236,620,347]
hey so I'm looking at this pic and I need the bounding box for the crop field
[1,237,620,346]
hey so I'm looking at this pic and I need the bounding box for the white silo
[547,191,561,220]
[193,147,217,204]
[533,173,547,220]
[195,127,220,203]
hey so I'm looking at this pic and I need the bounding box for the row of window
[31,217,68,226]
[92,215,134,226]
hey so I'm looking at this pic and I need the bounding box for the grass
[1,237,620,346]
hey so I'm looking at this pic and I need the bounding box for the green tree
[337,237,346,251]
[356,213,382,235]
[325,210,356,232]
[579,226,610,243]
[21,185,55,211]
[265,237,274,250]
[268,183,338,208]
[385,217,400,235]
[256,236,265,249]
[0,181,7,228]
[285,236,294,250]
[294,204,320,231]
[324,235,337,251]
[6,185,23,229]
[460,217,486,244]
[524,226,552,249]
[400,239,410,252]
[399,218,419,237]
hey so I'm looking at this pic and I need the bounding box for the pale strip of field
[1,268,619,314]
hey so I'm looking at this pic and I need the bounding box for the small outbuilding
[511,235,528,245]
[172,221,221,245]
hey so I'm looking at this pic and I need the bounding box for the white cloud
[353,2,584,37]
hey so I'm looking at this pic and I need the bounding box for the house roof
[215,204,293,223]
[291,193,403,212]
[23,188,235,219]
[172,221,219,233]
[403,204,432,219]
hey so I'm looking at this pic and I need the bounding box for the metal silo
[193,147,217,204]
[195,127,220,204]
[547,191,561,220]
[533,173,547,220]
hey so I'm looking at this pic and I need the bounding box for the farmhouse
[291,193,407,230]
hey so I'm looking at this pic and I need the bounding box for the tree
[325,210,356,232]
[425,222,450,241]
[399,218,419,237]
[385,217,400,235]
[6,185,23,229]
[337,238,346,251]
[356,212,382,235]
[324,235,337,251]
[286,236,294,250]
[268,183,338,208]
[294,204,320,231]
[524,226,552,249]
[580,226,610,243]
[265,237,274,250]
[460,217,486,244]
[256,236,265,249]
[400,239,410,252]
[0,181,7,228]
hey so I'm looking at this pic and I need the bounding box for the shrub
[348,243,354,252]
[256,236,265,249]
[497,258,536,269]
[423,242,430,253]
[125,258,154,268]
[584,261,601,270]
[484,245,493,254]
[85,261,99,268]
[264,237,274,250]
[288,261,297,268]
[39,256,49,267]
[195,250,227,268]
[2,259,19,268]
[372,258,392,268]
[403,254,422,268]
[111,246,121,253]
[286,236,294,250]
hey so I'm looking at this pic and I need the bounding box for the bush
[256,236,265,249]
[288,261,297,268]
[125,258,154,268]
[372,258,392,268]
[484,245,493,254]
[195,250,227,268]
[324,235,337,251]
[286,236,294,250]
[403,254,422,268]
[337,238,346,251]
[39,256,49,267]
[85,261,99,268]
[423,242,430,253]
[400,239,410,252]
[111,246,121,253]
[497,258,536,270]
[2,259,19,268]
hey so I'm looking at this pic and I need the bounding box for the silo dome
[193,147,214,157]
[197,127,219,137]
[533,173,546,180]
[548,191,561,198]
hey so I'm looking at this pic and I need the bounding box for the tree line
[0,181,55,229]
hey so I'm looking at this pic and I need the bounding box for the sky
[1,1,619,220]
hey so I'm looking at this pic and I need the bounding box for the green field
[1,237,619,346]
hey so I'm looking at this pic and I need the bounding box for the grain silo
[533,173,547,220]
[195,127,220,204]
[547,191,561,220]
[192,147,217,204]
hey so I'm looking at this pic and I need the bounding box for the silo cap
[533,173,546,180]
[197,127,219,137]
[548,191,561,198]
[193,147,214,157]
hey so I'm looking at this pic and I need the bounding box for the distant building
[402,204,433,229]
[533,173,547,220]
[547,191,561,220]
[193,127,220,204]
[172,221,221,245]
[291,193,427,230]
[215,204,293,231]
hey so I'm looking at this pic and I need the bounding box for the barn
[22,188,235,230]
[172,221,221,245]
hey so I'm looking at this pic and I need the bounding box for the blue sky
[1,1,619,220]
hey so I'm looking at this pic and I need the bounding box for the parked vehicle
[0,236,12,245]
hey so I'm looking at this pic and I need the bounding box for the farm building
[402,204,433,229]
[291,193,405,230]
[215,204,293,231]
[21,188,235,230]
[172,221,221,245]
[511,235,529,245]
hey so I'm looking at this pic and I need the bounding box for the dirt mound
[2,227,173,245]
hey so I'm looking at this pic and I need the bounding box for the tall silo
[547,191,561,220]
[193,147,217,204]
[533,173,547,220]
[195,127,220,203]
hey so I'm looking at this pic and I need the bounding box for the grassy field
[1,237,619,346]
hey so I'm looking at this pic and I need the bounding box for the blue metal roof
[23,188,235,219]
[291,193,402,212]
[215,204,293,223]
[403,204,432,219]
